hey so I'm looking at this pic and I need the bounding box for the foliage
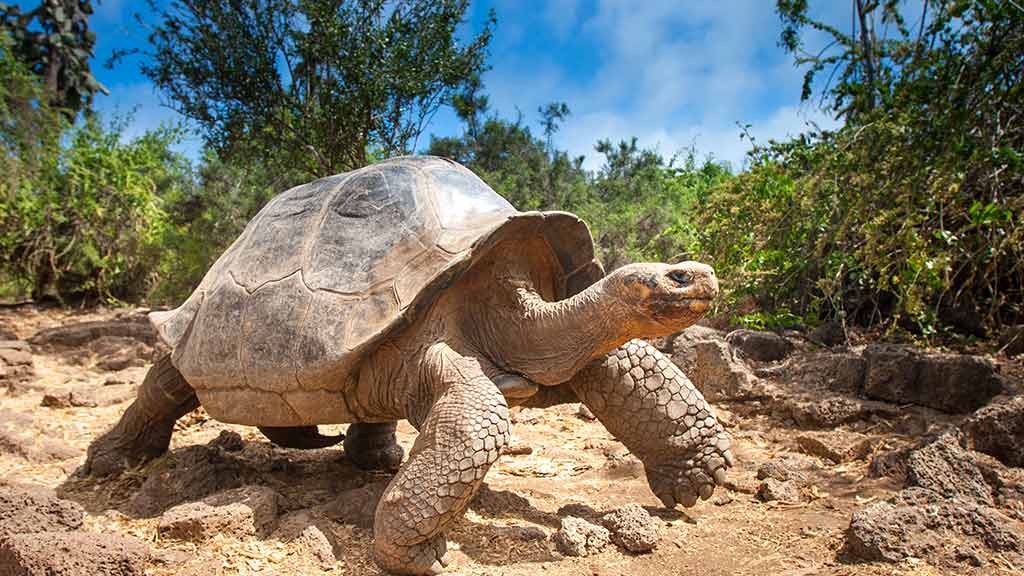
[138,0,494,177]
[0,0,107,116]
[1,112,189,302]
[694,1,1024,335]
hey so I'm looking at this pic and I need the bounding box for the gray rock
[775,395,898,429]
[29,319,158,349]
[553,516,610,557]
[726,329,794,362]
[864,344,1004,413]
[756,456,812,484]
[129,445,250,517]
[780,351,866,395]
[159,484,280,541]
[796,431,874,464]
[600,503,658,553]
[672,338,772,402]
[0,484,84,537]
[41,385,136,409]
[756,478,800,503]
[0,531,149,576]
[846,488,1023,564]
[905,433,994,505]
[808,321,846,347]
[320,481,388,529]
[963,396,1024,468]
[272,510,337,569]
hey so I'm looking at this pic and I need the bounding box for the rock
[779,351,867,395]
[726,329,794,362]
[576,404,596,420]
[863,344,1003,413]
[553,516,610,557]
[905,433,993,505]
[809,321,846,347]
[666,325,725,353]
[320,481,388,529]
[209,430,245,452]
[272,510,337,568]
[0,484,84,536]
[159,485,280,541]
[776,396,897,429]
[0,341,34,392]
[756,456,812,484]
[796,431,874,464]
[30,319,159,349]
[999,325,1024,357]
[756,478,800,503]
[0,531,149,576]
[599,503,658,553]
[963,396,1024,468]
[0,412,79,463]
[41,385,136,409]
[846,488,1024,564]
[673,338,772,402]
[129,445,250,517]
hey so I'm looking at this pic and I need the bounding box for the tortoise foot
[84,418,175,476]
[373,534,451,575]
[344,422,404,471]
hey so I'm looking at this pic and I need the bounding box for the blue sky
[89,0,844,171]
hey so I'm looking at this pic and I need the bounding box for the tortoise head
[605,261,719,336]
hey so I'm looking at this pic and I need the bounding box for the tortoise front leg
[373,344,510,575]
[568,339,735,508]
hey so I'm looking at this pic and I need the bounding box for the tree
[140,0,495,177]
[0,0,107,116]
[538,101,569,157]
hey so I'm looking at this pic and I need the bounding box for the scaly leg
[567,339,735,508]
[372,344,510,575]
[85,355,199,476]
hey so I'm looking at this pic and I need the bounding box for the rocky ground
[1,304,1022,576]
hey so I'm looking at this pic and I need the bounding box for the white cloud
[485,0,843,171]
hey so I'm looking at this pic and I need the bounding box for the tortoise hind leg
[85,354,199,476]
[344,422,404,471]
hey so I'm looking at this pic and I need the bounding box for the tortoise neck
[462,275,633,385]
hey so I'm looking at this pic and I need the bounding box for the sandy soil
[0,305,1015,576]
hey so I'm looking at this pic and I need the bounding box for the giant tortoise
[86,156,734,575]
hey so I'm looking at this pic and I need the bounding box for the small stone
[553,516,609,557]
[712,493,733,506]
[796,431,874,463]
[159,485,280,541]
[756,478,800,503]
[209,430,245,452]
[600,503,658,553]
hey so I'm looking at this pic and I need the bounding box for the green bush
[1,112,190,302]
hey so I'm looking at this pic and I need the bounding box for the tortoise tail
[258,426,344,449]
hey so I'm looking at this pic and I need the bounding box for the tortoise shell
[151,156,603,425]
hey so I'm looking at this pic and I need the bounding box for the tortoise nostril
[668,270,692,286]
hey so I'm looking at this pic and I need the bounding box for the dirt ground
[0,305,1018,576]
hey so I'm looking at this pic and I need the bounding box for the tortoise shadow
[56,433,568,570]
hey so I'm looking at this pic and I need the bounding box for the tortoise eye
[668,270,692,286]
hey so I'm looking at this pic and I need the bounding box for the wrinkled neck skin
[455,242,640,386]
